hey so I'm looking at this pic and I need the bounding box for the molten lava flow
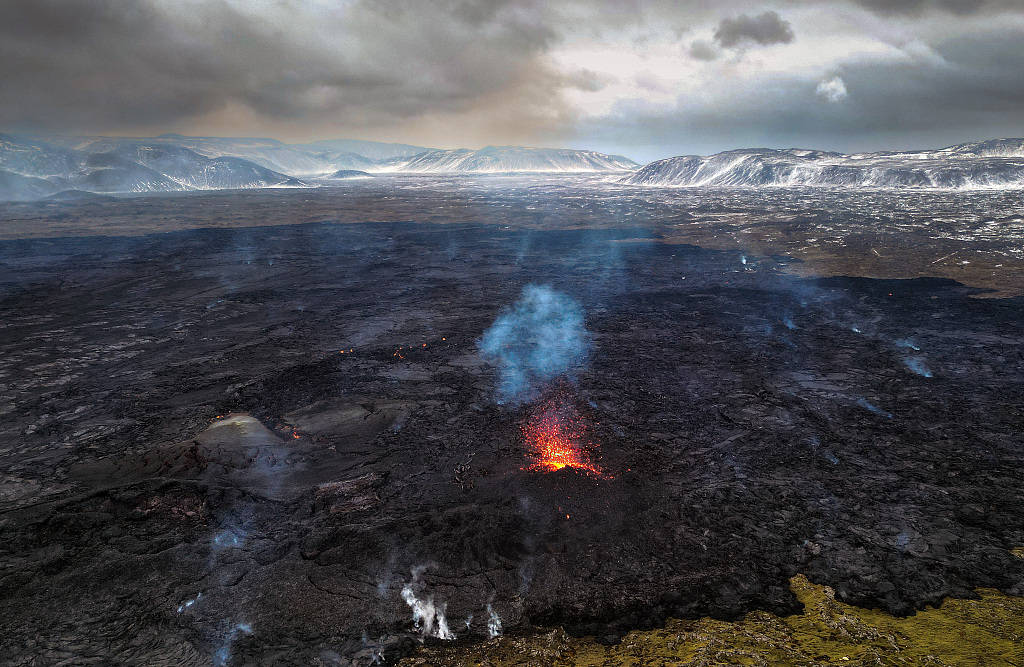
[522,394,601,476]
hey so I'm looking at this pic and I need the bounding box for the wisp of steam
[478,284,591,404]
[486,603,502,637]
[401,566,455,641]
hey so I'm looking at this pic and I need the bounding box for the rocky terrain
[405,574,1024,665]
[0,180,1022,664]
[2,175,1020,296]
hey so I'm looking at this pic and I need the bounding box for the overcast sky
[3,0,1024,162]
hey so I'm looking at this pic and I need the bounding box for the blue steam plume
[478,284,591,404]
[903,357,933,377]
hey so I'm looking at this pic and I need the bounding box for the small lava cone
[521,384,604,477]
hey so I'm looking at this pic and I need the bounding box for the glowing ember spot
[291,431,301,440]
[521,395,601,476]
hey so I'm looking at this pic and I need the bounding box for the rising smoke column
[478,284,591,405]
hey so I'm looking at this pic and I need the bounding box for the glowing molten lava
[522,394,601,476]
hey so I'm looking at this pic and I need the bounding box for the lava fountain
[521,389,602,476]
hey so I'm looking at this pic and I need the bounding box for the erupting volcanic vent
[521,388,602,476]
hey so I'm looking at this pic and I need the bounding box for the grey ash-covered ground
[0,181,1022,664]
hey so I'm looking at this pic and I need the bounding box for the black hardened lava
[1,219,1022,664]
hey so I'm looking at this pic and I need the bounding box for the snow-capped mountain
[6,133,1023,200]
[0,134,81,180]
[382,146,639,173]
[74,135,430,177]
[290,138,429,163]
[75,136,368,178]
[109,143,305,190]
[623,139,1024,188]
[0,134,305,200]
[0,135,642,199]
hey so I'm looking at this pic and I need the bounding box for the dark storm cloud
[713,11,795,48]
[0,0,560,133]
[0,0,230,128]
[2,0,1024,155]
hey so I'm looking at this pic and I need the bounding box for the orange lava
[522,396,601,476]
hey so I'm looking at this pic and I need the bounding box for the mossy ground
[401,574,1024,666]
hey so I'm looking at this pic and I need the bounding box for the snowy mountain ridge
[3,134,1024,200]
[380,146,639,173]
[623,139,1024,188]
[0,134,640,199]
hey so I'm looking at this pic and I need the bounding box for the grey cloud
[851,0,998,15]
[2,0,1024,156]
[713,11,795,48]
[0,0,775,136]
[688,39,720,61]
[561,69,610,93]
[574,25,1024,161]
[0,0,562,134]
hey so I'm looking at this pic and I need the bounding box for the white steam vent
[400,566,455,641]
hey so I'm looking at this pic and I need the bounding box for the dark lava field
[1,178,1023,665]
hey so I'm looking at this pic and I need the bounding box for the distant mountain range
[623,139,1024,188]
[0,134,306,201]
[2,133,1023,201]
[0,134,638,200]
[381,146,638,173]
